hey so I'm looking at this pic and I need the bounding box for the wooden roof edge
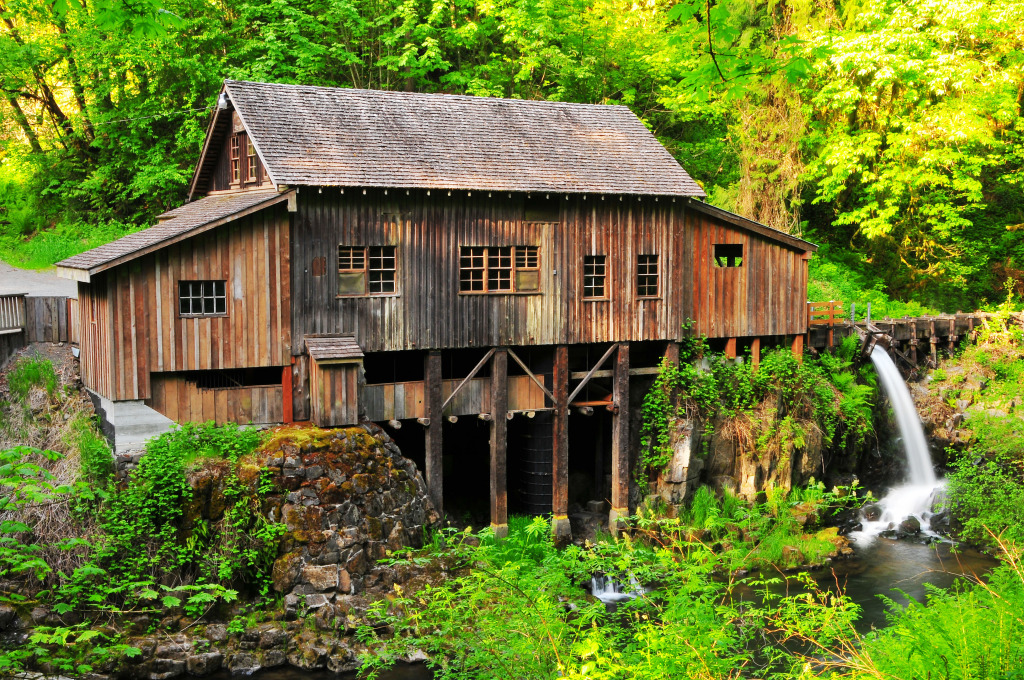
[223,81,280,190]
[186,91,232,201]
[61,191,294,278]
[685,199,818,253]
[55,266,91,283]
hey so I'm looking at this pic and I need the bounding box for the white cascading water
[849,346,945,545]
[590,574,645,604]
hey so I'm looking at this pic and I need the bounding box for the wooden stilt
[751,337,761,370]
[552,345,571,544]
[609,343,630,532]
[490,348,508,538]
[424,350,443,515]
[791,334,803,363]
[929,320,938,366]
[663,341,679,366]
[281,365,293,423]
[910,322,918,365]
[724,337,737,359]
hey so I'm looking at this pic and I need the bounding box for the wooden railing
[808,300,844,327]
[0,294,26,335]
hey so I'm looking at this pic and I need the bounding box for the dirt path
[0,261,77,297]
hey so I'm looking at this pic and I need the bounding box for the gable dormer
[188,90,273,198]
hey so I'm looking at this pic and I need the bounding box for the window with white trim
[178,281,227,316]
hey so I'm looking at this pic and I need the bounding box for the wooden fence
[0,294,25,335]
[0,294,79,367]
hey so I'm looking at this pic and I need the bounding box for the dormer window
[229,136,240,184]
[246,139,258,181]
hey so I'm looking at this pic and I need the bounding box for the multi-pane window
[460,246,540,293]
[229,136,240,184]
[583,255,607,299]
[246,139,258,181]
[337,245,397,296]
[636,254,659,297]
[714,243,744,267]
[178,281,227,316]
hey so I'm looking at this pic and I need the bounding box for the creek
[242,345,993,678]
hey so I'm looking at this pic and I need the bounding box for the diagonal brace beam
[440,348,496,414]
[507,348,555,405]
[567,343,619,405]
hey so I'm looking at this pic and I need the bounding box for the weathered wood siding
[79,278,116,399]
[685,210,809,338]
[310,360,361,427]
[148,373,284,424]
[291,190,809,351]
[80,204,291,402]
[361,374,547,421]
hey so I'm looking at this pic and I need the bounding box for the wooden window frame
[246,138,258,182]
[337,245,398,297]
[178,280,228,318]
[636,254,660,298]
[229,135,241,185]
[583,254,608,300]
[459,245,541,294]
[713,243,744,268]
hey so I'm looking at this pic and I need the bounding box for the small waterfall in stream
[590,574,646,604]
[849,346,945,545]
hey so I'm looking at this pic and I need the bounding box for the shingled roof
[305,336,364,362]
[190,80,706,198]
[56,190,292,279]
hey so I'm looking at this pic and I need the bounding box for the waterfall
[849,346,944,545]
[590,574,645,604]
[869,346,936,486]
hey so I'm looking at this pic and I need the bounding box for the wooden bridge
[805,300,1002,369]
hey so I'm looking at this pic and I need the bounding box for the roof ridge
[223,80,631,111]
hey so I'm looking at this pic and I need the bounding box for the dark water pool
[737,538,999,632]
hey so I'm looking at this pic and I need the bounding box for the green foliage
[638,334,875,491]
[6,355,58,405]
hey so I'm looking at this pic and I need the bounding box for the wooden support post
[490,348,508,538]
[552,345,571,545]
[281,365,293,424]
[929,320,938,366]
[751,337,761,370]
[663,341,679,366]
[424,351,443,515]
[724,337,737,359]
[791,334,803,363]
[913,323,921,366]
[609,343,630,532]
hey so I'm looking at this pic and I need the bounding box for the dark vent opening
[183,367,283,389]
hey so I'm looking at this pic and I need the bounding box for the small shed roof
[305,335,365,362]
[190,80,706,199]
[56,190,292,280]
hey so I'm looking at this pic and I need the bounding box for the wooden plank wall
[309,360,360,427]
[78,279,115,398]
[361,374,547,421]
[685,210,809,338]
[67,298,80,345]
[148,374,284,424]
[24,296,69,343]
[292,190,810,352]
[82,204,291,402]
[0,331,25,368]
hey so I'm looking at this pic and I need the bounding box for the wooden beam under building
[490,348,509,538]
[424,350,443,515]
[552,345,570,544]
[609,343,630,532]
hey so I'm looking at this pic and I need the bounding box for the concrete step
[88,391,175,454]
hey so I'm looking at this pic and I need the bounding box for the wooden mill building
[57,80,816,536]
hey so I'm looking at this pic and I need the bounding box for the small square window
[637,254,659,297]
[179,281,227,317]
[583,255,607,299]
[714,243,744,267]
[338,245,397,296]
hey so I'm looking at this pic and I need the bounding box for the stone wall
[263,423,440,613]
